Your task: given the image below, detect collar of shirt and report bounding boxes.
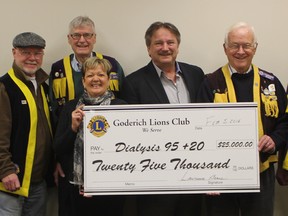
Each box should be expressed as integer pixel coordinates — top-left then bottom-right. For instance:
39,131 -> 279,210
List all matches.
29,76 -> 38,95
153,61 -> 182,77
228,64 -> 252,75
71,53 -> 93,72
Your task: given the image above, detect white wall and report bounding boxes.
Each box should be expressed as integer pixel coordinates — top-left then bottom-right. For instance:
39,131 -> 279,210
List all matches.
0,0 -> 287,87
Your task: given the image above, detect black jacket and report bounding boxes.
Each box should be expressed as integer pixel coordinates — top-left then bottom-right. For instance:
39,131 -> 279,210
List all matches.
121,61 -> 204,104
53,98 -> 127,181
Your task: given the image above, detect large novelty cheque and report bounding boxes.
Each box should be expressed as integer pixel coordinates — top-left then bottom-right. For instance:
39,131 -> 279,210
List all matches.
83,103 -> 259,195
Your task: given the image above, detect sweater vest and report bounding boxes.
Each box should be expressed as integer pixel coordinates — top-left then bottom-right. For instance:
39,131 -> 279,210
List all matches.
207,64 -> 278,172
0,69 -> 50,197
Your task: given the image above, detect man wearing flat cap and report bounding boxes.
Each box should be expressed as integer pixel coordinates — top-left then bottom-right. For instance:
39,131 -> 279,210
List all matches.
0,32 -> 53,216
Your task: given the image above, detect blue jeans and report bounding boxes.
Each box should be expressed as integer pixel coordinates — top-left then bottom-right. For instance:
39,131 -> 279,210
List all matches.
0,181 -> 47,216
0,192 -> 22,216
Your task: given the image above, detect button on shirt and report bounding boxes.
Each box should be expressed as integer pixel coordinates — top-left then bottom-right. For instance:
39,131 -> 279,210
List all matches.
71,54 -> 92,98
71,55 -> 83,72
71,53 -> 94,72
154,62 -> 190,103
71,53 -> 97,98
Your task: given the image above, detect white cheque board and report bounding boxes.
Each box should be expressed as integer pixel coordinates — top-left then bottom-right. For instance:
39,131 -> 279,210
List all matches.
83,103 -> 259,195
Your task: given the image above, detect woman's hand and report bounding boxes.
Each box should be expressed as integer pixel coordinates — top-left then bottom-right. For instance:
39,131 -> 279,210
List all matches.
71,105 -> 85,132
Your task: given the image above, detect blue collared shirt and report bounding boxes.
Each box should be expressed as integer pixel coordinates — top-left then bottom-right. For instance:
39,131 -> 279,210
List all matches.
153,62 -> 190,103
71,53 -> 94,72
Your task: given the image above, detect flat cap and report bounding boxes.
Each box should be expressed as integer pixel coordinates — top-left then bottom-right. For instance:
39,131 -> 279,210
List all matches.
13,32 -> 46,48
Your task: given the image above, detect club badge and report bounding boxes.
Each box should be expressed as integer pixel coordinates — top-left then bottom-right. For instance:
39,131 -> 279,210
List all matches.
87,115 -> 110,137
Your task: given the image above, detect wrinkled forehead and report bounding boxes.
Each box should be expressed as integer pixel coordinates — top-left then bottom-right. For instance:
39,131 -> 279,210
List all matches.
71,24 -> 95,33
228,27 -> 255,43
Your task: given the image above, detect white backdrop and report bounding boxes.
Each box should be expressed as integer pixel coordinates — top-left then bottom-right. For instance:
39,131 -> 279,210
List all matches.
0,0 -> 287,88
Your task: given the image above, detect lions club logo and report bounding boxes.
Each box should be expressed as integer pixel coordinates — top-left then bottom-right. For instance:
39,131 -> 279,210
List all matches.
87,115 -> 110,137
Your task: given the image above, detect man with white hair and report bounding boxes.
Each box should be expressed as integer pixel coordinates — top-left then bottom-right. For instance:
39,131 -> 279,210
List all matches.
197,22 -> 288,216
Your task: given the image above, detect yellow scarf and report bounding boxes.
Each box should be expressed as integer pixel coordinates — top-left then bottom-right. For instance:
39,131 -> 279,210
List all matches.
215,64 -> 277,172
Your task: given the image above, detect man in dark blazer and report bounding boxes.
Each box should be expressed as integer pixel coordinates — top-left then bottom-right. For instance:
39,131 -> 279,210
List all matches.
121,21 -> 205,216
121,61 -> 204,104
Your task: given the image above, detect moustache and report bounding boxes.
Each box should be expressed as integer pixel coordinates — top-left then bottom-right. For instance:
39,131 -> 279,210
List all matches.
158,52 -> 172,56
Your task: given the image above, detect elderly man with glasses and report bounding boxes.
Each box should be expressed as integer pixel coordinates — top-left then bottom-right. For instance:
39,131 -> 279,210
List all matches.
0,32 -> 53,216
197,22 -> 288,216
49,15 -> 126,216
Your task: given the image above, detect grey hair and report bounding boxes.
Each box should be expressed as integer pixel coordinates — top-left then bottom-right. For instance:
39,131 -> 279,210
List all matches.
224,22 -> 257,47
68,16 -> 96,34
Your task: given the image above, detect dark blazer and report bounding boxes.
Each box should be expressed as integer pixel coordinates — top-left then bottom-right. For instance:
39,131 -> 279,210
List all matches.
121,61 -> 204,104
120,61 -> 205,216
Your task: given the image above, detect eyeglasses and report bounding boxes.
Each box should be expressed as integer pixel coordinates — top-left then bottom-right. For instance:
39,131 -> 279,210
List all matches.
226,43 -> 257,51
70,33 -> 95,40
17,49 -> 44,59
